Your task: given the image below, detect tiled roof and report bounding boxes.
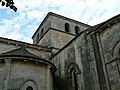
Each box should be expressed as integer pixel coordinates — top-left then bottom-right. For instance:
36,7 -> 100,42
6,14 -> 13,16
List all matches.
0,47 -> 42,59
0,47 -> 56,70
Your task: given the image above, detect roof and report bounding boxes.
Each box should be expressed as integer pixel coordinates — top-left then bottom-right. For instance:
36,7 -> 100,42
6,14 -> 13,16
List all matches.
0,47 -> 56,70
0,47 -> 40,59
86,13 -> 120,35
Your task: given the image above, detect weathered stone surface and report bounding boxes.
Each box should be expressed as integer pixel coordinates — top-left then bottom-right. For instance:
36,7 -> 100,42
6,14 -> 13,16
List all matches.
0,12 -> 120,90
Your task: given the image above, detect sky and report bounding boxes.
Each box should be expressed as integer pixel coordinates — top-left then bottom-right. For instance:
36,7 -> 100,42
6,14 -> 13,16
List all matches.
0,0 -> 120,43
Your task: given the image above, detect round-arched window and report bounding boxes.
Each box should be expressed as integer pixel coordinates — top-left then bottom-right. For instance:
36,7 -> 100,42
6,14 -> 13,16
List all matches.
37,33 -> 39,41
21,80 -> 37,90
26,86 -> 33,90
41,28 -> 44,36
75,26 -> 80,35
65,23 -> 70,32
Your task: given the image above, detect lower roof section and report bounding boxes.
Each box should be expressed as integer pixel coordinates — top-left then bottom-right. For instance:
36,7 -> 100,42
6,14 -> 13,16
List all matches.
0,47 -> 56,71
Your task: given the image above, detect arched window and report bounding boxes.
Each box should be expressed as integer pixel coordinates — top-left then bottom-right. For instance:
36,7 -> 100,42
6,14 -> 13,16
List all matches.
26,86 -> 33,90
109,42 -> 120,89
66,63 -> 81,90
75,26 -> 80,35
113,42 -> 120,59
21,80 -> 37,90
71,69 -> 78,90
37,33 -> 39,41
41,28 -> 44,36
65,23 -> 70,32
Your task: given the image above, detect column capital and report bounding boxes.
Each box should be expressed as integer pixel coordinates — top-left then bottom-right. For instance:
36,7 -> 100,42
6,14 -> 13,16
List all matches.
4,58 -> 12,64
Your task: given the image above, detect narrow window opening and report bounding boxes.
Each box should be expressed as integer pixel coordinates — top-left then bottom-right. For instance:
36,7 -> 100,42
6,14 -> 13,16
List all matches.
69,69 -> 78,90
65,23 -> 70,32
37,33 -> 39,41
75,26 -> 80,35
41,28 -> 44,36
67,63 -> 80,90
71,70 -> 78,90
26,86 -> 33,90
73,71 -> 78,90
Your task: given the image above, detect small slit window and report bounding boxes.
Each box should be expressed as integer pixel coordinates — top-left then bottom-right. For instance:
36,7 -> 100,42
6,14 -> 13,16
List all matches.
65,23 -> 70,32
75,26 -> 80,35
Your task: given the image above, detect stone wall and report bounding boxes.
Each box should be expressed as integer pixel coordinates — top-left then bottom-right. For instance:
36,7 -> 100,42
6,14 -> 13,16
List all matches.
51,20 -> 120,90
51,32 -> 101,90
9,60 -> 46,90
0,58 -> 53,90
38,29 -> 75,54
99,22 -> 120,90
50,15 -> 90,34
33,12 -> 90,48
33,16 -> 51,44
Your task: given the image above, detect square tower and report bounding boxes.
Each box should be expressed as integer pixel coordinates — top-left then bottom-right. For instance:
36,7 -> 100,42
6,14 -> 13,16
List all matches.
32,12 -> 90,54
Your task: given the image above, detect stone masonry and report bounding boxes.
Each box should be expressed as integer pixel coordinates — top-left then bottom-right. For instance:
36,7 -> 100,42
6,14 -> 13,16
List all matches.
0,12 -> 120,90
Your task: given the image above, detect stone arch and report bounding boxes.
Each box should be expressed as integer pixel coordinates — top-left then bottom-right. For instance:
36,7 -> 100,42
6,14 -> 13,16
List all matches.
20,79 -> 38,90
66,63 -> 81,90
75,26 -> 80,35
37,33 -> 39,42
66,62 -> 81,77
107,41 -> 120,90
65,23 -> 70,32
112,41 -> 120,59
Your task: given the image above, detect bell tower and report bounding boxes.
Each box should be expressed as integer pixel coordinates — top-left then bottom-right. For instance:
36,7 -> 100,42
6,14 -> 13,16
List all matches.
32,12 -> 90,54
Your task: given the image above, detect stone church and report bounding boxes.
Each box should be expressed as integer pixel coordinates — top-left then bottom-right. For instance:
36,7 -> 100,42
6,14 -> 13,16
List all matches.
0,12 -> 120,90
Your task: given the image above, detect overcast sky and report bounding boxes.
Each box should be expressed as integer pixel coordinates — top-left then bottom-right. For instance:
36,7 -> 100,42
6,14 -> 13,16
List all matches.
0,0 -> 120,43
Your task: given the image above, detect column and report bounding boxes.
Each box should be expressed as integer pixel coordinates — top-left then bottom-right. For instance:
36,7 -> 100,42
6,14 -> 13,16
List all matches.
46,65 -> 52,90
4,58 -> 12,90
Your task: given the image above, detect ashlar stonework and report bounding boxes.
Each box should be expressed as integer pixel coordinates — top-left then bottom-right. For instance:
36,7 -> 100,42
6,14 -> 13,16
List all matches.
0,12 -> 120,90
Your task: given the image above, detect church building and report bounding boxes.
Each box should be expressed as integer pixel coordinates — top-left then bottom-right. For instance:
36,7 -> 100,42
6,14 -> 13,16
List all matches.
0,12 -> 120,90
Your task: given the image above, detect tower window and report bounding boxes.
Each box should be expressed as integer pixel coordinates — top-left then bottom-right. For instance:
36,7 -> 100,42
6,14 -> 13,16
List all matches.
26,86 -> 33,90
65,23 -> 70,32
41,28 -> 44,36
75,26 -> 80,35
37,33 -> 39,41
